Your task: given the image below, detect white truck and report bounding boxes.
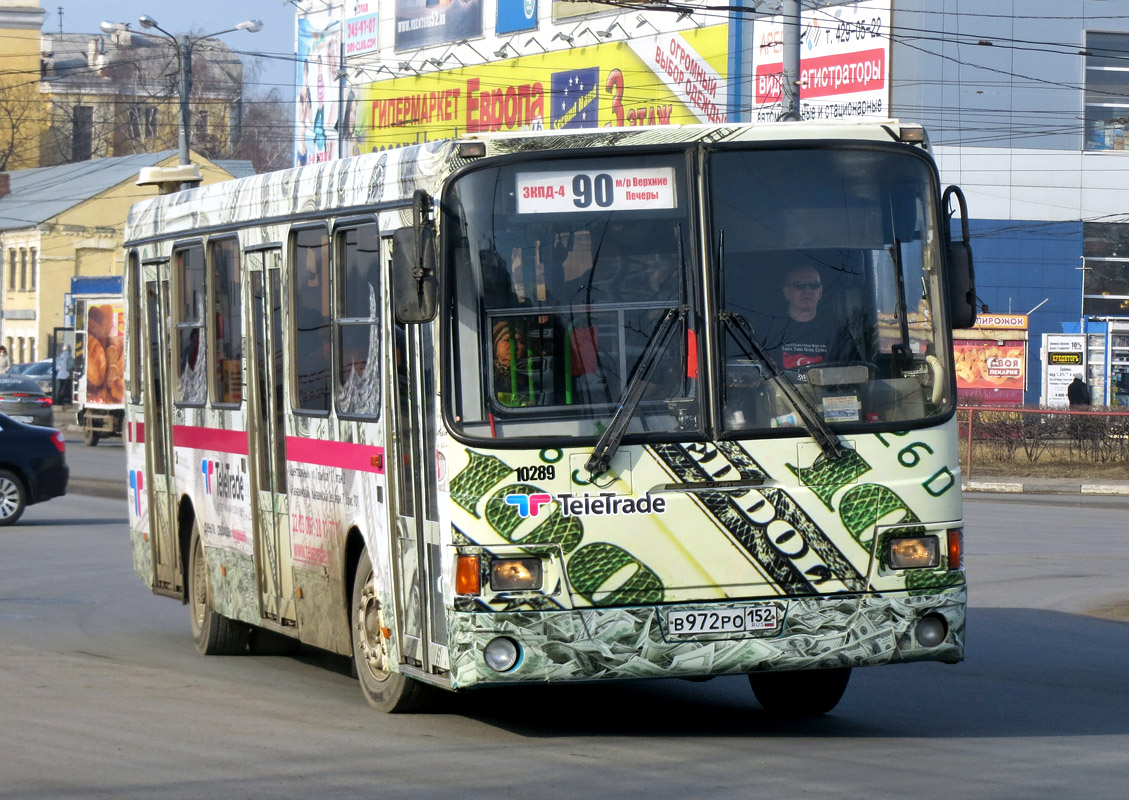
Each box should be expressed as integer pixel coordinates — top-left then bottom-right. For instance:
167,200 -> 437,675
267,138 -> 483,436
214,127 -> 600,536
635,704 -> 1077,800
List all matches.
72,276 -> 124,446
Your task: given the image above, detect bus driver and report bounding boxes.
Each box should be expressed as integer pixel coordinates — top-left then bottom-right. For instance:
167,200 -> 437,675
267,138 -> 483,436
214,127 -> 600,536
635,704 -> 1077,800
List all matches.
766,265 -> 855,371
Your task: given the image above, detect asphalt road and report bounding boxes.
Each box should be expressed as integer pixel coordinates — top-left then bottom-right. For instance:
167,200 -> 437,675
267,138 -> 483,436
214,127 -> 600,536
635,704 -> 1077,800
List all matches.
2,493 -> 1128,799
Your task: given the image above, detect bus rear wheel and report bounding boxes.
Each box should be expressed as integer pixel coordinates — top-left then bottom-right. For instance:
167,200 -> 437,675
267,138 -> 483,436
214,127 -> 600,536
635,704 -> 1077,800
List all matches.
188,522 -> 249,655
748,667 -> 851,716
351,549 -> 435,713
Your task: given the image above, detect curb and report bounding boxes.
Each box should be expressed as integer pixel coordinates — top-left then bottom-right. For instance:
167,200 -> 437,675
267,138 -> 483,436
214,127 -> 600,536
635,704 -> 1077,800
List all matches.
67,478 -> 127,501
963,481 -> 1129,496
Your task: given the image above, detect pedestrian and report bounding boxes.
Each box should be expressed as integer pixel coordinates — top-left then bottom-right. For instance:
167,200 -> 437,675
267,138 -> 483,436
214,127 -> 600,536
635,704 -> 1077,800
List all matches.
55,345 -> 74,404
1067,373 -> 1091,408
0,345 -> 10,374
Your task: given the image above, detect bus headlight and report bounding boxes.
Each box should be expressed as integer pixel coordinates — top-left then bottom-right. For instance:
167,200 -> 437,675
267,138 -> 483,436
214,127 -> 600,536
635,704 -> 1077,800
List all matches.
490,558 -> 543,591
889,536 -> 940,569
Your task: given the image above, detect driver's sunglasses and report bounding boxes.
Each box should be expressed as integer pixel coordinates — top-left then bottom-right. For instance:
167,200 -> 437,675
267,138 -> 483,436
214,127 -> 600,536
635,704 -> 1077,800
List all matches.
785,281 -> 822,290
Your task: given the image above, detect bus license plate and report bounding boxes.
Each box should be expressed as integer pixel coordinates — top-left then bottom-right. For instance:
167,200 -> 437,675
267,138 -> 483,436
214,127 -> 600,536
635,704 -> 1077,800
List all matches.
666,605 -> 778,637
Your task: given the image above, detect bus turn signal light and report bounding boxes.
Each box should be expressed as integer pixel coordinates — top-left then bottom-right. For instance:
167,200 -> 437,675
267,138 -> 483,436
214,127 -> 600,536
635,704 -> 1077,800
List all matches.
456,555 -> 481,596
889,536 -> 939,569
947,528 -> 963,570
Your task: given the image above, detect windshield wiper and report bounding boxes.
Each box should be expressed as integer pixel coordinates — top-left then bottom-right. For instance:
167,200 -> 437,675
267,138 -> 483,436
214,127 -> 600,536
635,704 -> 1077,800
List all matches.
586,305 -> 685,475
719,311 -> 846,462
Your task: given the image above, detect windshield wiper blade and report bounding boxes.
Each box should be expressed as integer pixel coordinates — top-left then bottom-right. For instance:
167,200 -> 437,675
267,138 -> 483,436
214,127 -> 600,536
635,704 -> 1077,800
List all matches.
719,311 -> 846,462
586,305 -> 685,475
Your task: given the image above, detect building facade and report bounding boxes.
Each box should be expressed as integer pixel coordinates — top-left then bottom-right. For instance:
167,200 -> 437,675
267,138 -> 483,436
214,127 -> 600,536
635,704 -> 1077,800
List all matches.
0,0 -> 248,171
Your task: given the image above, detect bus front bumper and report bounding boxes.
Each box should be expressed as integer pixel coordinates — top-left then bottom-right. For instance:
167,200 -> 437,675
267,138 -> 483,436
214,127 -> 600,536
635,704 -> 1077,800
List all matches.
447,586 -> 965,689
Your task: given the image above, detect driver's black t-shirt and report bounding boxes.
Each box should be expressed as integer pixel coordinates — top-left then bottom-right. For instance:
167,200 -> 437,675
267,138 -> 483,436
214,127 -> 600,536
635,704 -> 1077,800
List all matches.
760,315 -> 849,370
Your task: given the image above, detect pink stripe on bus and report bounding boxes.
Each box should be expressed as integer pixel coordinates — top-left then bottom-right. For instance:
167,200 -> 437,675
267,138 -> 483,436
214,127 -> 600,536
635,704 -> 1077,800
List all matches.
129,422 -> 146,444
172,425 -> 250,455
286,436 -> 386,474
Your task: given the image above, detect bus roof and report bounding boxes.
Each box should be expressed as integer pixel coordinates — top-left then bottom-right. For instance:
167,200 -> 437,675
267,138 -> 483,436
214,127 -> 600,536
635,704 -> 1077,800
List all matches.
123,119 -> 927,246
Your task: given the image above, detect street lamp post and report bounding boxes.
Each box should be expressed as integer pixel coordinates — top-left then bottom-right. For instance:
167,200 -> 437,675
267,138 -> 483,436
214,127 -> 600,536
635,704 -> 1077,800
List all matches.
130,15 -> 263,167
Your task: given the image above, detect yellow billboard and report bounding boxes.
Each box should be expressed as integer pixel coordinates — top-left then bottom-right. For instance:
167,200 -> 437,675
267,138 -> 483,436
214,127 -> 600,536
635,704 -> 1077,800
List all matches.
357,26 -> 728,152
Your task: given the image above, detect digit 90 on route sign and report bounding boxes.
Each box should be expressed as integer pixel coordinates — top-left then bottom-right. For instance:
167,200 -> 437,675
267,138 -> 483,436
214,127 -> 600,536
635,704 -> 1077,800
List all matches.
515,167 -> 677,214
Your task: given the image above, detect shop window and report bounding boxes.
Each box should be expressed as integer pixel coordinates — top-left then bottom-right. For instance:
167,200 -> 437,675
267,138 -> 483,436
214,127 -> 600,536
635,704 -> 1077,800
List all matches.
1083,222 -> 1129,315
1085,32 -> 1129,150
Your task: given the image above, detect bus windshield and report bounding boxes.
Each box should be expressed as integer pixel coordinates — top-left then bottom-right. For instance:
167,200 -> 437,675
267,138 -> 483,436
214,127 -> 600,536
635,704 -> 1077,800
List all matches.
445,153 -> 701,441
713,145 -> 952,434
446,143 -> 953,443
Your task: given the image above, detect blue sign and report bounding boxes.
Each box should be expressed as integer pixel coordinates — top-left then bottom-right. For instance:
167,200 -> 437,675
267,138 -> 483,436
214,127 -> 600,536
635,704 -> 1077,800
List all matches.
497,0 -> 537,34
550,67 -> 599,130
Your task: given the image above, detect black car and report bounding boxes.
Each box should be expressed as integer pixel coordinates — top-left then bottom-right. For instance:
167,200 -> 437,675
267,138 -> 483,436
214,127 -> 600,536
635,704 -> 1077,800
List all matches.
17,359 -> 55,395
0,373 -> 54,427
0,413 -> 68,525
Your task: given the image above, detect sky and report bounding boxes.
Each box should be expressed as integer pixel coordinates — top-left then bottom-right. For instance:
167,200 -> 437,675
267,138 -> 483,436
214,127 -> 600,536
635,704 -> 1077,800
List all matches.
53,1 -> 299,99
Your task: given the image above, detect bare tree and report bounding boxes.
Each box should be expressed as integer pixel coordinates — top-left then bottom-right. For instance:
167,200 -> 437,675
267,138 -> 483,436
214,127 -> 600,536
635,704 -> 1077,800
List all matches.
0,77 -> 40,170
232,86 -> 293,173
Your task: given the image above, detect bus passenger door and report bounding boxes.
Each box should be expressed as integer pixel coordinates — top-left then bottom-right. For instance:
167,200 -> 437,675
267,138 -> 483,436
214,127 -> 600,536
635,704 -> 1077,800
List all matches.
143,273 -> 179,596
248,252 -> 296,623
391,319 -> 448,675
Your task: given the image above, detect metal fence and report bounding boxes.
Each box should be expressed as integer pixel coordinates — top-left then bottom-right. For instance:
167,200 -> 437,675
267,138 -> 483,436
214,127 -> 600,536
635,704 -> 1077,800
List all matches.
957,405 -> 1129,479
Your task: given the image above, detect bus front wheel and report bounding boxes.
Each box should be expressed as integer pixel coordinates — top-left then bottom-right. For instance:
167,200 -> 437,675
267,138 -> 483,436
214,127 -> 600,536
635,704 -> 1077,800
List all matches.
351,549 -> 435,713
188,522 -> 249,655
748,667 -> 851,716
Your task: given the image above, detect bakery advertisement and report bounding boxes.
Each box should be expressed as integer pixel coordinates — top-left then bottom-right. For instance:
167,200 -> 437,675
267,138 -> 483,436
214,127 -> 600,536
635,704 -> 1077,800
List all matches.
954,339 -> 1025,404
85,302 -> 125,406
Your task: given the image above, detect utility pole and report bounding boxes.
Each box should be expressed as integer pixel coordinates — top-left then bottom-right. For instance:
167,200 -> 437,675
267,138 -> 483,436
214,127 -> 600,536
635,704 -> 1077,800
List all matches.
338,1 -> 346,158
779,0 -> 802,120
175,35 -> 193,166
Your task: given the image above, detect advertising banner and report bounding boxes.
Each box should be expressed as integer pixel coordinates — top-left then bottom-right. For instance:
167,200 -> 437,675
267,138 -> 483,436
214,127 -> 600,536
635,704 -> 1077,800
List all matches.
358,26 -> 728,152
346,1 -> 379,57
296,9 -> 342,165
954,339 -> 1026,405
750,0 -> 890,121
395,0 -> 483,51
498,0 -> 537,34
1043,333 -> 1087,407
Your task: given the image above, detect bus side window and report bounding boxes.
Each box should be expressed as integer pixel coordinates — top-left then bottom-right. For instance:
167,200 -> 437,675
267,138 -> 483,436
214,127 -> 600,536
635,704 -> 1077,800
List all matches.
174,243 -> 206,405
335,223 -> 381,417
210,237 -> 242,405
292,226 -> 332,413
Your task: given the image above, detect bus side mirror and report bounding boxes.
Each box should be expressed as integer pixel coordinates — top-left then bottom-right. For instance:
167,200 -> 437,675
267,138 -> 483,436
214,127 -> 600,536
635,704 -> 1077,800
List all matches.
943,184 -> 977,329
392,226 -> 437,324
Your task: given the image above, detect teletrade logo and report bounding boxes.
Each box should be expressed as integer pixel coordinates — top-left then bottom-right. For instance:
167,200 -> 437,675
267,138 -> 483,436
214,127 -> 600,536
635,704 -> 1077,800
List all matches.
200,458 -> 246,501
504,492 -> 553,518
128,469 -> 144,516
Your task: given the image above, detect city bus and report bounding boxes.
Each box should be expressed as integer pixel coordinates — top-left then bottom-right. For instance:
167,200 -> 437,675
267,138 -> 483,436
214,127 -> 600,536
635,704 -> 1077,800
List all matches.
122,120 -> 976,715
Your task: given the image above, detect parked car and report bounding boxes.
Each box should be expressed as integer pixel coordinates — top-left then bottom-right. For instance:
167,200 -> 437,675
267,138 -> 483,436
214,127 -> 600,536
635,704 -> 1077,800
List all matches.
0,413 -> 68,525
0,374 -> 54,427
17,359 -> 54,395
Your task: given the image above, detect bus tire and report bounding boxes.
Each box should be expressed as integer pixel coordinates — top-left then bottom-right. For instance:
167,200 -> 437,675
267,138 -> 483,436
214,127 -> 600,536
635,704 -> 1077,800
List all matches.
83,428 -> 100,447
188,522 -> 249,655
748,667 -> 851,716
351,549 -> 435,713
